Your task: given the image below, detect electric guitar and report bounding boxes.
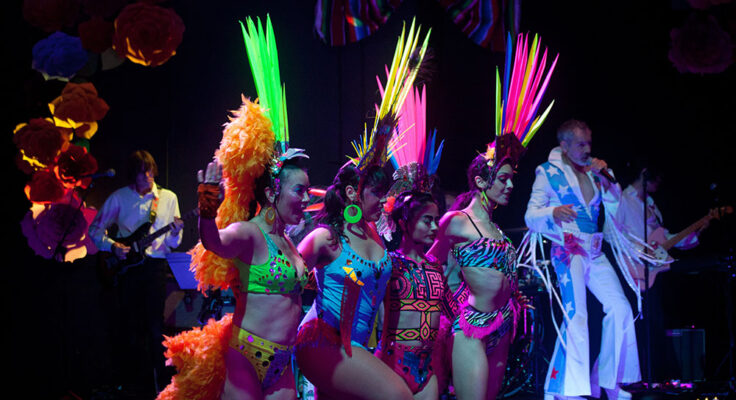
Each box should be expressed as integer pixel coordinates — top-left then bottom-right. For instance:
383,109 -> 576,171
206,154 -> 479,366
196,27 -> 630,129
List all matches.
98,208 -> 199,286
631,205 -> 732,289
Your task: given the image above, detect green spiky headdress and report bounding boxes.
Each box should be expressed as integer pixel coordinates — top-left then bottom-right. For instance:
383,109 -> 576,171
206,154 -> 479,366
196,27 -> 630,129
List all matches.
241,15 -> 307,189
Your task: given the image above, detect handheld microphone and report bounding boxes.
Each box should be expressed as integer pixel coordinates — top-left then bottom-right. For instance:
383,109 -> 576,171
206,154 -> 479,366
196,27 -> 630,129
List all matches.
82,168 -> 116,179
584,159 -> 617,183
598,168 -> 617,183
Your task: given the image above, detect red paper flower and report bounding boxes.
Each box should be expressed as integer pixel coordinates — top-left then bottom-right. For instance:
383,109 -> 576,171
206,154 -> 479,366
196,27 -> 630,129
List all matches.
669,14 -> 734,74
13,119 -> 68,172
56,144 -> 98,188
26,169 -> 66,204
112,2 -> 185,67
78,17 -> 114,53
383,196 -> 397,213
49,82 -> 109,124
23,0 -> 81,32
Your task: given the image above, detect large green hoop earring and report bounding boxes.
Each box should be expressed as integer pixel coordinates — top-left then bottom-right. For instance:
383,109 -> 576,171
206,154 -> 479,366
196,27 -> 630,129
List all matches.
343,204 -> 363,224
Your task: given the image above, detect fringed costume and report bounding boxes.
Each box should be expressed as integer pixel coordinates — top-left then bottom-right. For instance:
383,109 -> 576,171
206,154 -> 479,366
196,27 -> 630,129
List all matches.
297,18 -> 431,359
450,30 -> 558,355
450,219 -> 522,352
158,15 -> 308,399
371,79 -> 456,394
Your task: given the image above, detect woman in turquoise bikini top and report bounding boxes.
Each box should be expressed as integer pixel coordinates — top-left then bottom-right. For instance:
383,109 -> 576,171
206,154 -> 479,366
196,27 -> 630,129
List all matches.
295,163 -> 415,400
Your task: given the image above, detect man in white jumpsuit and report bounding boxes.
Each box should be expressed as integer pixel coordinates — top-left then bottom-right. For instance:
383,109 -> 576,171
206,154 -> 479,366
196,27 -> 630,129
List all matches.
525,120 -> 639,399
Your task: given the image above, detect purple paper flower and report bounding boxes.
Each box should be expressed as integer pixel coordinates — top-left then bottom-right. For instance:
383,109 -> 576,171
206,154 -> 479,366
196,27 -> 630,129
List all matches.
32,31 -> 89,80
669,14 -> 734,74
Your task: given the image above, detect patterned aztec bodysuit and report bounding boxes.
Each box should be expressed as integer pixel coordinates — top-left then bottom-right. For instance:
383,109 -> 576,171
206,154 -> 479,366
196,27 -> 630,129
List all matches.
376,251 -> 456,393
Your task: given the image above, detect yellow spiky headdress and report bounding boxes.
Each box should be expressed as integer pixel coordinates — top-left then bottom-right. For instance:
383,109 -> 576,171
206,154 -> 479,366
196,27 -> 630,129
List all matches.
347,18 -> 431,173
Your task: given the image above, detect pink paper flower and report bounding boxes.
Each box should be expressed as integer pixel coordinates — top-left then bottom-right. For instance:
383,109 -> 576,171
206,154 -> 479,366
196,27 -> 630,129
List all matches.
669,14 -> 734,74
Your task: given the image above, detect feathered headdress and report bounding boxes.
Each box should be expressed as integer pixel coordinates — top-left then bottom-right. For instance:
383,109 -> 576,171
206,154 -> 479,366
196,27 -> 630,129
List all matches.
485,32 -> 558,180
348,18 -> 431,172
190,97 -> 276,292
386,85 -> 444,197
241,15 -> 308,191
189,16 -> 308,292
377,84 -> 444,239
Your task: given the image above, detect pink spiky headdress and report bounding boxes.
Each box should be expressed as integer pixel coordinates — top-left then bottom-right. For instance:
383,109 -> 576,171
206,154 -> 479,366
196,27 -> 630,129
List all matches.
485,32 -> 558,180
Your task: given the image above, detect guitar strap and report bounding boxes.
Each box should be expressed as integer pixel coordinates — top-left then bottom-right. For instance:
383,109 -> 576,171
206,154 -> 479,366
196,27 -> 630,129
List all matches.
148,192 -> 160,226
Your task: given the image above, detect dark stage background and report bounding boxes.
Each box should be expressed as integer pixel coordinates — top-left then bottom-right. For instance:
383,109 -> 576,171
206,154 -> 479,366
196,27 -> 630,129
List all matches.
5,0 -> 735,398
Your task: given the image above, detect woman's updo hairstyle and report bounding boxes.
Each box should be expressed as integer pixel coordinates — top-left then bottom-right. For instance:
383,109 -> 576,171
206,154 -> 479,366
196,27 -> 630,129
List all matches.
251,157 -> 308,217
390,190 -> 436,242
450,153 -> 494,210
316,162 -> 391,242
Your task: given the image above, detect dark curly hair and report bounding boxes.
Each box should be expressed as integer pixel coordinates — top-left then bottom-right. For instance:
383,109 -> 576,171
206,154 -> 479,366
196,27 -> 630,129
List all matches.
316,162 -> 391,243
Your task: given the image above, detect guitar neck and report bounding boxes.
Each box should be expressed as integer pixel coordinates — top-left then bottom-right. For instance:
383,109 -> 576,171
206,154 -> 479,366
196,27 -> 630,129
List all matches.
660,216 -> 708,251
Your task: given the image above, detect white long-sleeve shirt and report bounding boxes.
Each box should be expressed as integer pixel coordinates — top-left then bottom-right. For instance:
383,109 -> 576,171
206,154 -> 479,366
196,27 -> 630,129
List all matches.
88,184 -> 182,258
613,185 -> 698,250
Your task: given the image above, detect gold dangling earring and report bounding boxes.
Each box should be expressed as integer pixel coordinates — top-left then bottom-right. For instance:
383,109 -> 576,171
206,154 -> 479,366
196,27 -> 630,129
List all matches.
264,206 -> 276,225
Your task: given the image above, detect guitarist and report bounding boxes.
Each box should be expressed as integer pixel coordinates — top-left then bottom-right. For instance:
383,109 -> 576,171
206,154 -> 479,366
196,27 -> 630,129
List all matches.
88,150 -> 183,394
615,164 -> 716,383
616,166 -> 711,288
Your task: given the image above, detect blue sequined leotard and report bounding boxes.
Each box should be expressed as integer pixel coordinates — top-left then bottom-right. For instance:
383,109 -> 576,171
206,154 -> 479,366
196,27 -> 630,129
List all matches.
299,236 -> 392,349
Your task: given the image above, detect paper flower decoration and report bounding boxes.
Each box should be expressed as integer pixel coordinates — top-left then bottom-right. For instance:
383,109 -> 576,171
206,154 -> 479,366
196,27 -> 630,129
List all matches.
81,0 -> 128,18
56,144 -> 98,188
687,0 -> 733,9
669,14 -> 733,74
32,31 -> 89,81
78,17 -> 115,53
25,169 -> 65,204
112,2 -> 185,67
48,82 -> 109,139
13,119 -> 68,172
20,200 -> 98,262
23,0 -> 81,32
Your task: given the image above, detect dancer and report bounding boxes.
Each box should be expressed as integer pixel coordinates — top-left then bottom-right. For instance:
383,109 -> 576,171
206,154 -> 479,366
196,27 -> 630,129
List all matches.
158,16 -> 310,400
295,20 -> 430,400
375,86 -> 454,399
525,119 -> 640,400
428,33 -> 557,400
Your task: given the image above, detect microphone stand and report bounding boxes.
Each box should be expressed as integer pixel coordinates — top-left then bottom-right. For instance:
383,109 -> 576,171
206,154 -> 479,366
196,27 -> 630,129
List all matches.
642,174 -> 653,390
